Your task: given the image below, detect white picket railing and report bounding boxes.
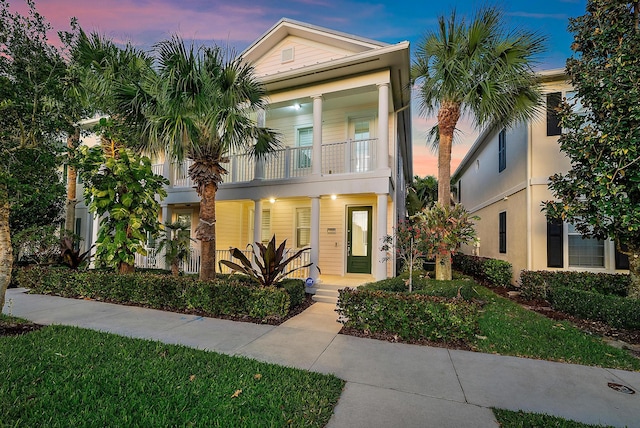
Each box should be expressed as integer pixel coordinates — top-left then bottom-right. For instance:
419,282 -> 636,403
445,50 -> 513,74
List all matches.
168,139 -> 379,187
135,245 -> 310,279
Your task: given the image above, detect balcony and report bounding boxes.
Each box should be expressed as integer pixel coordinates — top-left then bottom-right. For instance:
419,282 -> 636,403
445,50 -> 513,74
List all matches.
155,138 -> 378,188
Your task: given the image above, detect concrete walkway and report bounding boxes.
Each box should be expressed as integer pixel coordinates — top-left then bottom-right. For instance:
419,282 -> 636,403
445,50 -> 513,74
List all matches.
3,287 -> 640,428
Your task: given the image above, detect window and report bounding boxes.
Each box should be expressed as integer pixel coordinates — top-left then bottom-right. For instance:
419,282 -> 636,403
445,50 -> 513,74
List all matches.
498,129 -> 506,172
568,223 -> 604,267
295,207 -> 311,247
546,92 -> 562,136
352,119 -> 372,172
499,212 -> 507,253
457,180 -> 462,203
296,127 -> 313,169
261,210 -> 271,244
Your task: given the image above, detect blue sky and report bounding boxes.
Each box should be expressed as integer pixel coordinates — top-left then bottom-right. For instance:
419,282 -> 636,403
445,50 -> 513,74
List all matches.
13,0 -> 587,175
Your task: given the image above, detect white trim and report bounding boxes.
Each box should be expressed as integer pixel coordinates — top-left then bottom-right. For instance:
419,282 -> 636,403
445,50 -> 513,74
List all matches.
464,181 -> 527,214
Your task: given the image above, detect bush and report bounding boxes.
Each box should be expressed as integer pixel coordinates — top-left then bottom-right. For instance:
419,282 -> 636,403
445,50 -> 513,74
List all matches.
550,287 -> 640,330
279,278 -> 306,308
520,270 -> 630,300
360,274 -> 477,300
337,288 -> 479,342
453,254 -> 513,287
15,267 -> 292,322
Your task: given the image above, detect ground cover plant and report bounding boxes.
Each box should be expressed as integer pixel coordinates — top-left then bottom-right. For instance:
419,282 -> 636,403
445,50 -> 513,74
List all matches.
338,272 -> 640,370
0,325 -> 344,427
16,267 -> 307,324
493,408 -> 614,428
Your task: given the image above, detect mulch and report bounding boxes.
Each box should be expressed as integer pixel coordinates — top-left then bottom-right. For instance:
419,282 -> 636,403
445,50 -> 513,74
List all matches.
0,321 -> 44,337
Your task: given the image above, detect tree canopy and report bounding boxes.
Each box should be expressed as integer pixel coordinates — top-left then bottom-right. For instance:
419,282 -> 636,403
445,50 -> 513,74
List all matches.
544,0 -> 640,296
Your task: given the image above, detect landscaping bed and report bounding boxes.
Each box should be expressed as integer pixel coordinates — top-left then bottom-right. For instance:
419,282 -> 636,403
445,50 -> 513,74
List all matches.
15,267 -> 310,325
0,314 -> 43,337
337,272 -> 640,370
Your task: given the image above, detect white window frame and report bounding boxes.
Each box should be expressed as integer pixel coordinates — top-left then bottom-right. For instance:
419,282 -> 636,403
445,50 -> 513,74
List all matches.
564,222 -> 607,270
295,207 -> 311,248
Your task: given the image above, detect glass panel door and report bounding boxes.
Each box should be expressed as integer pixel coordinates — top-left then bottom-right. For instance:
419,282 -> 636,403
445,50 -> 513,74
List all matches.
347,206 -> 372,274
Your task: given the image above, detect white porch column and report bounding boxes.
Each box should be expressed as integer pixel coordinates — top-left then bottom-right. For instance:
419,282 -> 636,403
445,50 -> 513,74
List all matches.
254,109 -> 266,180
310,196 -> 320,278
377,83 -> 390,170
253,199 -> 262,244
376,193 -> 388,280
161,204 -> 170,269
89,213 -> 100,268
311,95 -> 323,175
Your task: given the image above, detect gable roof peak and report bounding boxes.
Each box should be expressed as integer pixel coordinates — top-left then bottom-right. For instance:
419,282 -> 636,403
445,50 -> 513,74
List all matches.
241,17 -> 388,62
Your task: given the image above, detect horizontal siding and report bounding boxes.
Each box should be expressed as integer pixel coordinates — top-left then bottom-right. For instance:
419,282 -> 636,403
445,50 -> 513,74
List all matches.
254,36 -> 354,77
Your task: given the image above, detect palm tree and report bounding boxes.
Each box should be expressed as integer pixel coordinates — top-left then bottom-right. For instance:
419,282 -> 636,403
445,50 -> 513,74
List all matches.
156,220 -> 194,276
117,37 -> 280,280
412,7 -> 545,280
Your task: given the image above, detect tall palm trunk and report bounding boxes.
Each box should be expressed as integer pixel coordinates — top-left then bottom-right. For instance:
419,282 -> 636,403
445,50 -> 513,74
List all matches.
65,128 -> 80,233
0,183 -> 13,311
435,101 -> 461,280
196,181 -> 217,280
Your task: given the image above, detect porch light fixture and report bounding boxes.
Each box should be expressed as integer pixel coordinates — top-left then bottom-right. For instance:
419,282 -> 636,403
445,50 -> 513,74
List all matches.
293,103 -> 301,110
269,198 -> 276,204
330,194 -> 337,200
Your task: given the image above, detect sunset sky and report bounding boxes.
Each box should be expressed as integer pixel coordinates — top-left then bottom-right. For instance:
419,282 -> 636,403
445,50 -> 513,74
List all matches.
9,0 -> 587,177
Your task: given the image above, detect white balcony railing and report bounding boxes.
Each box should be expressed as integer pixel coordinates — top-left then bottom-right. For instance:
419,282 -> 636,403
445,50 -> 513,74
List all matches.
166,139 -> 378,188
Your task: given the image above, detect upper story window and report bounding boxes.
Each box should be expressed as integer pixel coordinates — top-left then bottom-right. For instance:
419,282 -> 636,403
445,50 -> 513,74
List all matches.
546,92 -> 562,136
498,129 -> 506,173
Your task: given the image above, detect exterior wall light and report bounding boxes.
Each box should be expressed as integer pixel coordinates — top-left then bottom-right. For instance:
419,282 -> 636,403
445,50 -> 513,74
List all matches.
330,194 -> 337,200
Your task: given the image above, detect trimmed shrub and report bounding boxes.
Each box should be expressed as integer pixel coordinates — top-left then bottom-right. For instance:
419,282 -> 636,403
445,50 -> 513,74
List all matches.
550,287 -> 640,330
279,278 -> 306,308
337,288 -> 479,342
15,267 -> 291,322
453,254 -> 513,287
360,274 -> 477,300
520,270 -> 631,300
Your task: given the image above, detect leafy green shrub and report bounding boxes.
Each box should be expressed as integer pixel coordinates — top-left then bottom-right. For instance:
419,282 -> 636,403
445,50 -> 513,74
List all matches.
337,289 -> 479,342
453,254 -> 513,287
550,287 -> 640,330
279,278 -> 306,308
360,274 -> 477,300
520,270 -> 630,300
481,259 -> 512,288
16,267 -> 291,322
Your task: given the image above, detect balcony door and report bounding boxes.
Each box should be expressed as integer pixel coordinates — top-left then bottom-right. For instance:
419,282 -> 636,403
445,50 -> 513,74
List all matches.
296,127 -> 313,170
349,118 -> 373,172
347,206 -> 372,274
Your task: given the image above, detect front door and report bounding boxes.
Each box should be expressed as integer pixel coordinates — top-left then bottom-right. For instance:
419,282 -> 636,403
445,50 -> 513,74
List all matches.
347,206 -> 372,274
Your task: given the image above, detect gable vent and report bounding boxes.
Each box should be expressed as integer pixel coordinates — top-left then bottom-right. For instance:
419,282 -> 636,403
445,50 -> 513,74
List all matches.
281,47 -> 294,63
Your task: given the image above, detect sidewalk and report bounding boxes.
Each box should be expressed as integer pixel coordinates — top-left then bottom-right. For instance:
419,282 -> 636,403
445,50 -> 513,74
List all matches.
3,287 -> 640,428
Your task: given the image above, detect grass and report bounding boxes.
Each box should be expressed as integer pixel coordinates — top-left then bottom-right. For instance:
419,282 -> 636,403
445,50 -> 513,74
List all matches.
0,325 -> 344,427
493,408 -> 614,428
357,273 -> 640,370
471,285 -> 640,370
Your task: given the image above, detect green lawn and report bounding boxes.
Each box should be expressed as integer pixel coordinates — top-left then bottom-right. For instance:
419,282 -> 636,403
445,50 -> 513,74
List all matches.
0,325 -> 344,427
357,275 -> 640,370
471,285 -> 640,370
493,408 -> 614,428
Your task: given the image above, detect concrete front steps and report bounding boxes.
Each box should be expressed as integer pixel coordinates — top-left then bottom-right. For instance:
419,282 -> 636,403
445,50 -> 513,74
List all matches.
309,274 -> 374,304
311,287 -> 340,304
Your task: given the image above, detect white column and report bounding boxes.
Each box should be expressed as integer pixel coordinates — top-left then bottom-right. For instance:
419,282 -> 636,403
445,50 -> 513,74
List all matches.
311,95 -> 323,175
376,193 -> 388,280
310,196 -> 320,278
161,205 -> 170,269
89,213 -> 100,268
377,83 -> 390,170
254,109 -> 266,180
253,199 -> 262,244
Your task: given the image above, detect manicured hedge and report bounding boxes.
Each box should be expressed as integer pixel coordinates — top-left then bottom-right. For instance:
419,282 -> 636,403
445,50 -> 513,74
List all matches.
278,278 -> 306,308
337,288 -> 479,342
360,274 -> 477,300
519,270 -> 630,300
549,287 -> 640,330
453,254 -> 513,287
15,267 -> 298,322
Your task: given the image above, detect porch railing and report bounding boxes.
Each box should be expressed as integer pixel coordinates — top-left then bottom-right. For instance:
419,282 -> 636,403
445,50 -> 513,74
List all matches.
135,246 -> 310,279
165,138 -> 378,187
